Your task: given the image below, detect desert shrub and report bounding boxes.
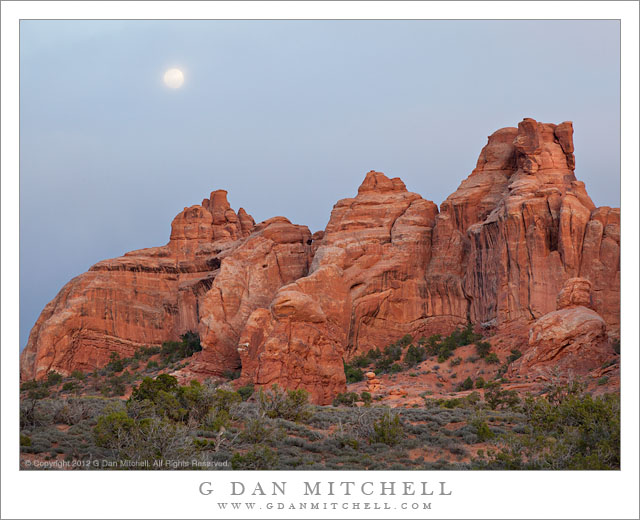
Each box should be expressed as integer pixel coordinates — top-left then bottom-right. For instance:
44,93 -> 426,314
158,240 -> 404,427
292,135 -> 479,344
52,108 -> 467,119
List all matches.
471,416 -> 494,442
159,332 -> 203,364
210,388 -> 242,414
404,344 -> 427,367
46,371 -> 63,387
366,347 -> 382,360
344,362 -> 365,383
146,360 -> 159,370
459,376 -> 474,391
398,334 -> 413,347
486,387 -> 621,470
71,370 -> 86,381
20,380 -> 40,392
93,411 -> 136,448
20,434 -> 32,447
485,352 -> 500,364
94,412 -> 196,464
597,377 -> 609,386
389,363 -> 403,374
258,385 -> 311,422
231,446 -> 277,470
354,409 -> 404,446
222,369 -> 241,380
62,382 -> 77,392
350,354 -> 372,368
333,392 -> 359,407
106,352 -> 124,373
101,375 -> 126,397
21,386 -> 51,428
384,343 -> 403,362
134,346 -> 161,360
475,341 -> 492,358
507,349 -> 522,364
371,410 -> 404,446
360,391 -> 372,405
484,381 -> 520,410
131,374 -> 178,402
450,356 -> 462,367
237,385 -> 254,401
241,415 -> 280,444
52,399 -> 95,425
475,376 -> 486,389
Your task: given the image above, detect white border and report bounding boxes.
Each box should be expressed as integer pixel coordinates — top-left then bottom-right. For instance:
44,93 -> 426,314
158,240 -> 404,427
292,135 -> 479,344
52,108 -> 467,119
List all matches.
2,2 -> 638,519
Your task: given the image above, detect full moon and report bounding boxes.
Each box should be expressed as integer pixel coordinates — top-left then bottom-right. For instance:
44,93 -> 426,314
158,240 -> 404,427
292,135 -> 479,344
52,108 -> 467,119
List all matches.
163,68 -> 184,89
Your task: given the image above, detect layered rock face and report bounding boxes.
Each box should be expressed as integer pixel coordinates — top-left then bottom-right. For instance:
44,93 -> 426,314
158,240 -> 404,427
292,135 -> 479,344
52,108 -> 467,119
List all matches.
237,172 -> 439,402
192,217 -> 313,376
508,278 -> 612,378
437,119 -> 619,331
21,118 -> 620,404
20,191 -> 257,380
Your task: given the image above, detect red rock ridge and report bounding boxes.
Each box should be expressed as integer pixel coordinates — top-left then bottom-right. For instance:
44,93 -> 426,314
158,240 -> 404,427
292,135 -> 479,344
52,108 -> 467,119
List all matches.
20,118 -> 620,405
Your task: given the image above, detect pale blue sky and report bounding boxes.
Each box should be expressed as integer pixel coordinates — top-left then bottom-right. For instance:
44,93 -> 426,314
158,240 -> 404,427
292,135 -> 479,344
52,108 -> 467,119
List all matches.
20,20 -> 620,349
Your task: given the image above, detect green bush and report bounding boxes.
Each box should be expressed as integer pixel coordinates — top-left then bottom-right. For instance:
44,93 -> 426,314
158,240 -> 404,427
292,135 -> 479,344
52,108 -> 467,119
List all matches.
484,381 -> 520,410
350,354 -> 372,368
398,334 -> 413,347
485,352 -> 500,365
231,446 -> 277,470
333,392 -> 359,407
389,363 -> 403,374
366,347 -> 382,360
46,371 -> 63,387
475,341 -> 492,358
71,370 -> 86,381
93,411 -> 136,448
258,385 -> 311,422
20,380 -> 40,392
237,385 -> 254,401
158,332 -> 203,363
475,377 -> 486,389
211,388 -> 242,414
62,382 -> 77,392
106,352 -> 124,373
507,349 -> 522,364
404,345 -> 427,367
146,361 -> 159,370
384,344 -> 403,362
360,391 -> 372,405
241,416 -> 279,444
131,374 -> 178,402
344,362 -> 365,383
371,410 -> 404,446
471,417 -> 494,442
134,346 -> 161,360
222,369 -> 241,380
516,388 -> 620,469
459,377 -> 474,391
20,433 -> 32,447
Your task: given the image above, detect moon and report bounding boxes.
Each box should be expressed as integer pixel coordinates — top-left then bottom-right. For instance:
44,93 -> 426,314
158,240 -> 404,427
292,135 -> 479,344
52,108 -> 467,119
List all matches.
163,68 -> 184,89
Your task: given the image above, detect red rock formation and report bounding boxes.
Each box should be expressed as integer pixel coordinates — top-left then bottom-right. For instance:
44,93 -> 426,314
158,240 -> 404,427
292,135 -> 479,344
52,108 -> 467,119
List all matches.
21,118 -> 620,405
508,278 -> 613,379
20,191 -> 254,380
191,217 -> 313,377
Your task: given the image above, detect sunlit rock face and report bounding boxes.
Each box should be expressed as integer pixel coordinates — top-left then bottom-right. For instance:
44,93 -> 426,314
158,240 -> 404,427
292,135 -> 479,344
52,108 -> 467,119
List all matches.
21,118 -> 620,405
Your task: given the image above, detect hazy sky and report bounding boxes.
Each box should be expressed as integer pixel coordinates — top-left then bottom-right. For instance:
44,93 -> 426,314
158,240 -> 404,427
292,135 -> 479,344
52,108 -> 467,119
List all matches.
19,20 -> 620,350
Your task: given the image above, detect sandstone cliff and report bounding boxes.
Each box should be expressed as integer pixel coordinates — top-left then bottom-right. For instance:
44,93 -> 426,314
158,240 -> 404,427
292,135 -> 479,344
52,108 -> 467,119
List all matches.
21,118 -> 620,404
